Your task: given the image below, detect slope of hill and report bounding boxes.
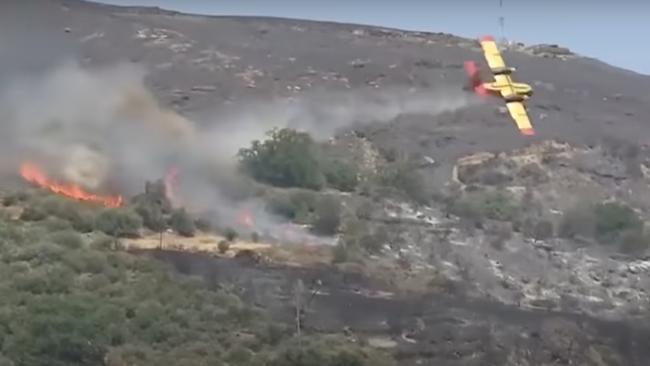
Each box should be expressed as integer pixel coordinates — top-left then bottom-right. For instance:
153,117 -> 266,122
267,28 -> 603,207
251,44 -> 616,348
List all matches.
2,1 -> 650,366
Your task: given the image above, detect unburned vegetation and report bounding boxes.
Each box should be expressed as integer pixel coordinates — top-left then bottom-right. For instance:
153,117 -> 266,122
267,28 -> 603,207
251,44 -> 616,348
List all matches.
0,188 -> 394,366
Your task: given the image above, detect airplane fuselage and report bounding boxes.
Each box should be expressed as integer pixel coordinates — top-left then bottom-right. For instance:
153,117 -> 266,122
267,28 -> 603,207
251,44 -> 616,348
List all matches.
482,74 -> 533,100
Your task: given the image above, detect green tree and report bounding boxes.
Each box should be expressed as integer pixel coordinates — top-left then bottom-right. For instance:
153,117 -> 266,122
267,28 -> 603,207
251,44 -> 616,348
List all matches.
238,128 -> 325,190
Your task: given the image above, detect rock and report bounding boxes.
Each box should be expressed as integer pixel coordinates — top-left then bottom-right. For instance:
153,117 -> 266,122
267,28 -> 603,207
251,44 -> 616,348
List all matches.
367,336 -> 398,349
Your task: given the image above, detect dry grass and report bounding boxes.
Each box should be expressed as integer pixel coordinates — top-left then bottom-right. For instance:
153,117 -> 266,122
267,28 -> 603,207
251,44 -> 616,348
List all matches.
125,230 -> 334,266
124,231 -> 271,255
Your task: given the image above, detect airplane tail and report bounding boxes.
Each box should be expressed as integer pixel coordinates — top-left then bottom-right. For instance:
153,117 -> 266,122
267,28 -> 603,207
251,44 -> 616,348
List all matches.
463,61 -> 489,99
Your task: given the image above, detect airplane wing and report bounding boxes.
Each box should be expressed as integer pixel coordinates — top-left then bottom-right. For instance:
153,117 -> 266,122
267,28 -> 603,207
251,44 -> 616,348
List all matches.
479,35 -> 506,70
505,101 -> 535,136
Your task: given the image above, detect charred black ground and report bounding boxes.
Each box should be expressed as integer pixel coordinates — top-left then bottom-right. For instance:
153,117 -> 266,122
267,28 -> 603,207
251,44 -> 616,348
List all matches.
2,1 -> 650,366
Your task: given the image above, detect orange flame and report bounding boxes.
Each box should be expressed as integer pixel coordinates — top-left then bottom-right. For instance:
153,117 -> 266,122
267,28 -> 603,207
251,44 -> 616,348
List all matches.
19,162 -> 123,208
164,167 -> 180,207
237,210 -> 254,229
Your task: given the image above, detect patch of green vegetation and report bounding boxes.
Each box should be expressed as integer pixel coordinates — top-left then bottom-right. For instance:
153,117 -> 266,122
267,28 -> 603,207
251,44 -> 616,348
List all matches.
0,203 -> 393,366
322,159 -> 359,192
237,128 -> 327,190
377,161 -> 430,205
594,202 -> 643,243
559,201 -> 649,254
94,207 -> 143,238
447,189 -> 518,225
265,189 -> 319,223
238,128 -> 362,193
267,336 -> 395,366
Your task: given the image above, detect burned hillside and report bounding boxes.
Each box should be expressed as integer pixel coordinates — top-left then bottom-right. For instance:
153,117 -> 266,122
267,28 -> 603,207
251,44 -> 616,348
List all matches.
1,0 -> 650,366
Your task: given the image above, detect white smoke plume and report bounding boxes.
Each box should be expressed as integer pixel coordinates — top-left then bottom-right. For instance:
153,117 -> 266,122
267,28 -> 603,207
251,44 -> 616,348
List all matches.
0,60 -> 477,240
195,85 -> 478,160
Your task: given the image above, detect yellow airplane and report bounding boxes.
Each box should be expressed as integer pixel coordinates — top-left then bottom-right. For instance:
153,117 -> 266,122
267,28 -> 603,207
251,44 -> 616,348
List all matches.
464,35 -> 535,136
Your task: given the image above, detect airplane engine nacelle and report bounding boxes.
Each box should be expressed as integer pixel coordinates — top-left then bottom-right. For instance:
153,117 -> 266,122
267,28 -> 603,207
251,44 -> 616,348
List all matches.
504,95 -> 526,103
491,66 -> 517,75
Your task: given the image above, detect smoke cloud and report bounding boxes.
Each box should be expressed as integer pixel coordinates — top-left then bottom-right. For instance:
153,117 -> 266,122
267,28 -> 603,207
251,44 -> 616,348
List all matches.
0,60 -> 476,239
195,85 -> 478,160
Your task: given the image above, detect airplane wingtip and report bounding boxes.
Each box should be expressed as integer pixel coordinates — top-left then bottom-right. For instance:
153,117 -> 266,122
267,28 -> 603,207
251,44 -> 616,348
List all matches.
520,128 -> 535,136
480,35 -> 494,42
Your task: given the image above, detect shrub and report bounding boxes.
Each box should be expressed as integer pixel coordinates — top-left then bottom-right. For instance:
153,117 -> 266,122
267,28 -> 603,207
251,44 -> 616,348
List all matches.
170,208 -> 196,237
378,162 -> 430,204
518,163 -> 549,184
267,337 -> 392,366
135,203 -> 166,232
323,160 -> 359,192
311,196 -> 342,236
559,203 -> 597,239
25,196 -> 95,232
594,202 -> 643,244
218,240 -> 231,254
265,190 -> 318,223
522,218 -> 554,241
20,206 -> 47,221
238,128 -> 325,190
95,208 -> 143,238
448,190 -> 518,224
42,217 -> 74,233
50,230 -> 85,249
479,191 -> 518,221
194,218 -> 213,232
266,193 -> 297,219
485,221 -> 513,249
618,229 -> 650,255
224,227 -> 238,242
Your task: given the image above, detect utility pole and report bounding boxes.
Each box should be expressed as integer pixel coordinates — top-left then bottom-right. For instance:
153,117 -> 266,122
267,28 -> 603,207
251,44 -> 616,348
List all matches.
498,0 -> 506,45
294,279 -> 304,346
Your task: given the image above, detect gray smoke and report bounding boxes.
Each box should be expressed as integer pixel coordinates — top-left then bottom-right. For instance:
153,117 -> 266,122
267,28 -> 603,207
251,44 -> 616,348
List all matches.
0,61 -> 477,238
196,85 -> 478,160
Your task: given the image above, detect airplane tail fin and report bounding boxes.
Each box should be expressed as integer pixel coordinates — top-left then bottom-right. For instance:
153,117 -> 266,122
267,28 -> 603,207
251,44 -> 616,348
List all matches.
463,61 -> 489,99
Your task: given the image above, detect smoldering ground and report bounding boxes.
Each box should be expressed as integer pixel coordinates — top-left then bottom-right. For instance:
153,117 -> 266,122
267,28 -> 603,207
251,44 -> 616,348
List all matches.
0,60 -> 478,237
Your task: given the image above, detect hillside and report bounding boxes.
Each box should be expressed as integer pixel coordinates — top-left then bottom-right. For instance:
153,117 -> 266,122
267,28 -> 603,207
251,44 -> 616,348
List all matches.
2,1 -> 650,366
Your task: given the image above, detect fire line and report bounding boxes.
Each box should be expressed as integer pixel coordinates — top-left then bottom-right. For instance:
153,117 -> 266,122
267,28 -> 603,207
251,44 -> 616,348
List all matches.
19,162 -> 123,208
